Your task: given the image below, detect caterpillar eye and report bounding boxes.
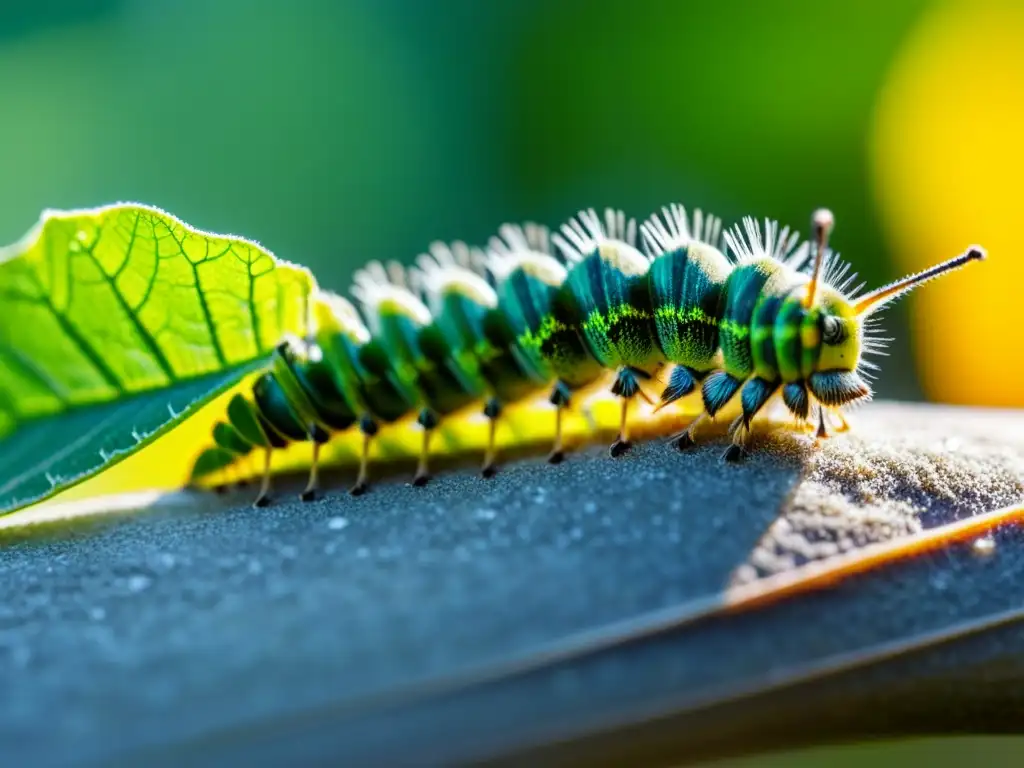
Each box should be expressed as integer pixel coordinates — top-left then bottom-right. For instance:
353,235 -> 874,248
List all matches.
822,315 -> 844,345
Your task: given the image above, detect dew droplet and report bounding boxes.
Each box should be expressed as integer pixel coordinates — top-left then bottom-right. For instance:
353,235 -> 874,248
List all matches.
973,535 -> 996,557
930,571 -> 951,591
156,553 -> 176,569
327,516 -> 349,531
126,574 -> 152,593
475,508 -> 497,522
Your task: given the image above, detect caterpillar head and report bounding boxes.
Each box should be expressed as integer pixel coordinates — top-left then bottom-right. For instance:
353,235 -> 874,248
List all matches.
801,208 -> 985,409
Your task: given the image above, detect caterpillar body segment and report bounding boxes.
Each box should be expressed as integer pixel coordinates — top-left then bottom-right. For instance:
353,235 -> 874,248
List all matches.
412,239 -> 538,475
640,204 -> 731,419
187,203 -> 986,506
353,261 -> 488,487
483,222 -> 602,463
482,222 -> 566,385
313,291 -> 420,496
552,208 -> 663,456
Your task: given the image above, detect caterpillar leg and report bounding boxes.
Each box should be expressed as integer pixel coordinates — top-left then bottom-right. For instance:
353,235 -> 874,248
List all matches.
740,377 -> 778,429
350,415 -> 378,496
782,381 -> 810,422
655,365 -> 699,412
253,447 -> 274,508
815,405 -> 829,442
610,395 -> 632,457
609,367 -> 650,457
413,408 -> 438,487
481,397 -> 502,478
722,416 -> 749,463
300,442 -> 322,502
701,371 -> 744,418
671,411 -> 709,451
548,381 -> 571,464
721,376 -> 780,462
673,366 -> 740,452
832,409 -> 851,433
300,425 -> 330,502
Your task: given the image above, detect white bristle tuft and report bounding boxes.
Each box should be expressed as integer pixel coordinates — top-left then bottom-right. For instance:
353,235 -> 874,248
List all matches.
551,207 -> 639,264
411,240 -> 497,315
724,217 -> 804,265
351,258 -> 433,335
640,203 -> 724,257
484,221 -> 568,285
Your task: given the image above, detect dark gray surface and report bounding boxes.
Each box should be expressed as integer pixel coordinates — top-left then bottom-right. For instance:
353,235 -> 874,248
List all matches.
2,403 -> 1024,767
0,438 -> 799,767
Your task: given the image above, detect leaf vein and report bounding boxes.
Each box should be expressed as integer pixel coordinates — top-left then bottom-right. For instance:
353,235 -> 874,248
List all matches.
0,345 -> 72,406
245,246 -> 262,355
80,214 -> 177,383
161,223 -> 230,368
24,244 -> 124,395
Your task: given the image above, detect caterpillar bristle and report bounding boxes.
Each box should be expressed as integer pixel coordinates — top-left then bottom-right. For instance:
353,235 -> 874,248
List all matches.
525,222 -> 553,254
724,216 -> 804,266
491,222 -> 554,258
823,253 -> 853,292
351,259 -> 433,333
189,201 -> 985,504
385,260 -> 408,289
485,222 -> 566,285
552,208 -> 598,263
552,207 -> 639,264
413,241 -> 498,316
640,203 -> 724,257
429,241 -> 456,267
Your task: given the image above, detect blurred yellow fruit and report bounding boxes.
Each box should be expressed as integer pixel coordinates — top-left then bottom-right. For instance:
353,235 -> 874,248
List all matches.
872,1 -> 1024,407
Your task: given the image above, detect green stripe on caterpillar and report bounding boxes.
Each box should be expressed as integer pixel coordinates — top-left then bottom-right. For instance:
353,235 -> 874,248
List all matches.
189,203 -> 985,507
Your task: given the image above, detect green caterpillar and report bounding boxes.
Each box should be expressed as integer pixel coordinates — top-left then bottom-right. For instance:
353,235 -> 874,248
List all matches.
191,204 -> 985,506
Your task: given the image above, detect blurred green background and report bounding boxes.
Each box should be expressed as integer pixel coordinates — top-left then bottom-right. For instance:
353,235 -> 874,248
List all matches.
0,0 -> 940,401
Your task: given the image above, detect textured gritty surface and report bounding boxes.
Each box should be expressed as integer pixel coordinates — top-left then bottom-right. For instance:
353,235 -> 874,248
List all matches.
1,402 -> 1023,767
737,404 -> 1024,581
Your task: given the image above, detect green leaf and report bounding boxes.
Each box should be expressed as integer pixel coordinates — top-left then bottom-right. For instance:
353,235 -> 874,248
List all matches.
0,203 -> 316,514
